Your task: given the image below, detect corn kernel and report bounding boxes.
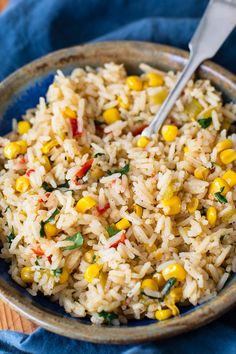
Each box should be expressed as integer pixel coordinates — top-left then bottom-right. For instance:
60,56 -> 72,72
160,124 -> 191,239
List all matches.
221,208 -> 236,223
184,98 -> 203,120
209,177 -> 230,196
144,243 -> 157,253
59,268 -> 69,284
162,196 -> 181,216
194,166 -> 210,180
4,142 -> 21,159
163,184 -> 174,200
149,89 -> 168,105
161,125 -> 178,142
42,140 -> 58,155
146,72 -> 164,87
20,267 -> 34,283
133,204 -> 143,217
44,223 -> 60,238
141,278 -> 158,291
222,170 -> 236,188
216,139 -> 233,153
84,263 -> 101,282
99,272 -> 108,288
154,273 -> 165,287
184,146 -> 189,154
90,167 -> 104,179
155,309 -> 172,321
162,263 -> 186,282
41,155 -> 51,172
103,108 -> 120,125
15,176 -> 30,193
169,287 -> 183,302
126,76 -> 143,91
16,140 -> 27,154
136,136 -> 150,148
187,197 -> 199,213
207,207 -> 217,227
84,250 -> 95,263
115,218 -> 131,230
219,149 -> 236,165
75,196 -> 97,213
18,121 -> 31,135
63,107 -> 77,119
117,95 -> 129,110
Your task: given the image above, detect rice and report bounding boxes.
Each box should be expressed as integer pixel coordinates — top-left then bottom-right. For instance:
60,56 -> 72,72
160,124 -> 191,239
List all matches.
0,62 -> 236,325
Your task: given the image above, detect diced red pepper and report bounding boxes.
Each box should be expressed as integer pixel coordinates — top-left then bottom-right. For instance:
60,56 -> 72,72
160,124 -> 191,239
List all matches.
70,118 -> 82,137
38,192 -> 51,203
32,246 -> 45,256
26,169 -> 35,177
75,159 -> 94,179
110,233 -> 126,249
47,255 -> 52,264
19,157 -> 27,164
132,124 -> 148,137
96,202 -> 110,215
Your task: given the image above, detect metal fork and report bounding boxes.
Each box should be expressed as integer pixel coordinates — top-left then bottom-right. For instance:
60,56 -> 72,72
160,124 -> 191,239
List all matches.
141,0 -> 236,139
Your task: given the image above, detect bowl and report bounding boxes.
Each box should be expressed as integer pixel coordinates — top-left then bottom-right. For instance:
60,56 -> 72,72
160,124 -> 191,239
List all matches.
0,41 -> 235,344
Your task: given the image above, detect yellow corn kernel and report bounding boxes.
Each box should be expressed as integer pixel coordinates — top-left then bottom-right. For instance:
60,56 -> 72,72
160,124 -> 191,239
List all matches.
194,166 -> 210,180
221,208 -> 236,223
99,272 -> 108,288
117,95 -> 129,110
63,106 -> 77,119
163,184 -> 174,200
144,243 -> 157,254
141,278 -> 158,291
126,76 -> 143,91
169,287 -> 183,302
15,176 -> 30,193
41,155 -> 51,172
84,264 -> 101,282
90,167 -> 104,179
222,170 -> 236,188
133,204 -> 143,217
161,125 -> 178,142
146,72 -> 164,87
42,140 -> 58,155
59,268 -> 69,284
20,267 -> 34,283
155,309 -> 172,321
75,196 -> 97,213
219,149 -> 236,165
115,218 -> 131,230
136,136 -> 150,148
103,108 -> 120,125
162,263 -> 186,282
187,197 -> 199,213
184,98 -> 203,120
216,139 -> 233,153
18,121 -> 31,135
149,89 -> 168,105
16,140 -> 27,154
84,250 -> 95,263
209,177 -> 230,196
207,207 -> 217,227
162,196 -> 181,216
154,273 -> 165,287
44,223 -> 60,238
4,142 -> 21,159
184,146 -> 189,154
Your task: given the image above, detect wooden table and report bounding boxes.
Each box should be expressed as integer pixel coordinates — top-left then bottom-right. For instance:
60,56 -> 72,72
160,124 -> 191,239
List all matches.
0,0 -> 37,334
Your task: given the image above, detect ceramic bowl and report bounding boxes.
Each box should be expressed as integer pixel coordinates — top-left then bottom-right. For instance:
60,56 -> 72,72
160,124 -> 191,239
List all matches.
0,41 -> 235,344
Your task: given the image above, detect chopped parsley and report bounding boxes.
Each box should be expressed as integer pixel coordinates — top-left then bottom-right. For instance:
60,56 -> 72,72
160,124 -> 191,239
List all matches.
35,256 -> 42,266
98,311 -> 118,324
6,227 -> 15,245
214,187 -> 227,204
40,208 -> 60,238
161,277 -> 177,298
106,225 -> 119,237
42,180 -> 70,192
64,232 -> 84,250
53,268 -> 63,277
94,153 -> 105,158
108,163 -> 130,176
198,117 -> 212,129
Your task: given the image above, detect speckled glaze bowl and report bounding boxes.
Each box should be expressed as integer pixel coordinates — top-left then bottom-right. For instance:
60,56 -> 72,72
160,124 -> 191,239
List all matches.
0,41 -> 235,344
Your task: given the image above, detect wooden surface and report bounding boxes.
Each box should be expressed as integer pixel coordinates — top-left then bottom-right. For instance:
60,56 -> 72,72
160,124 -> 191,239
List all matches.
0,0 -> 37,334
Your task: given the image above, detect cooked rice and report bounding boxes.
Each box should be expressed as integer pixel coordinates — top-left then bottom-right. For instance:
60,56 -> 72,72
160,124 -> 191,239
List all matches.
0,62 -> 236,325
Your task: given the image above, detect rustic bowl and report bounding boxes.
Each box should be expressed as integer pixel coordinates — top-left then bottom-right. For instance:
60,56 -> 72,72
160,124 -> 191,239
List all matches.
0,41 -> 235,344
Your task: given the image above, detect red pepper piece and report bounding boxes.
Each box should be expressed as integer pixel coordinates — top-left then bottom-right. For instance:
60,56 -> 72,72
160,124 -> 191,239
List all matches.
110,233 -> 126,249
26,169 -> 35,177
32,246 -> 45,256
132,124 -> 148,137
47,255 -> 52,264
75,159 -> 94,179
70,118 -> 82,137
96,202 -> 110,215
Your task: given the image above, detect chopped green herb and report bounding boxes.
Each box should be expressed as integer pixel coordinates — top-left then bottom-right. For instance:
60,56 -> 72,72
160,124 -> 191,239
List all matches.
214,187 -> 227,204
4,206 -> 10,213
161,277 -> 177,297
40,208 -> 60,238
53,268 -> 63,277
6,227 -> 15,245
42,180 -> 70,192
92,255 -> 97,263
198,117 -> 212,129
94,153 -> 105,158
64,232 -> 84,250
106,225 -> 119,237
35,256 -> 42,266
98,310 -> 118,324
108,163 -> 130,176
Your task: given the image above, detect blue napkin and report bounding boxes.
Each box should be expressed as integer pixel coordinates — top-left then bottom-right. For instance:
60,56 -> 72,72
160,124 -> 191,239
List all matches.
0,0 -> 236,353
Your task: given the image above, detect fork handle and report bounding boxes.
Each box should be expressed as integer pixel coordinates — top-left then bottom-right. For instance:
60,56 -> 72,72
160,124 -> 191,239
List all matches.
142,0 -> 236,138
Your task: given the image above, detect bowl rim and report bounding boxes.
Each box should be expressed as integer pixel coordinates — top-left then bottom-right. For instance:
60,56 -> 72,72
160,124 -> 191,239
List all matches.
0,40 -> 236,344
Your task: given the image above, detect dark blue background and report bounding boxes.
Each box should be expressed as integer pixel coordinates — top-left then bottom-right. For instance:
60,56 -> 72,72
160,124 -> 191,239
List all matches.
0,0 -> 236,353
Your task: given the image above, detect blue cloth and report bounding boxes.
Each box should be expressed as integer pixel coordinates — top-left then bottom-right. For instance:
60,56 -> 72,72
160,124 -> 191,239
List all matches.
0,0 -> 236,353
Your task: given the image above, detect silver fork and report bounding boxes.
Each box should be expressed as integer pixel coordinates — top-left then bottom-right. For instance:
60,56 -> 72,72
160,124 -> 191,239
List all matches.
141,0 -> 236,139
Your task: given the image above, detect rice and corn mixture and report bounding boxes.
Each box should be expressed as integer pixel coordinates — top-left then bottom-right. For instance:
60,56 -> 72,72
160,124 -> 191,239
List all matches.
0,62 -> 236,325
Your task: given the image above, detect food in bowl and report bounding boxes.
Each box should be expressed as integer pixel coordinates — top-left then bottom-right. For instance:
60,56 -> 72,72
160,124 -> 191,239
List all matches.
0,62 -> 236,325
